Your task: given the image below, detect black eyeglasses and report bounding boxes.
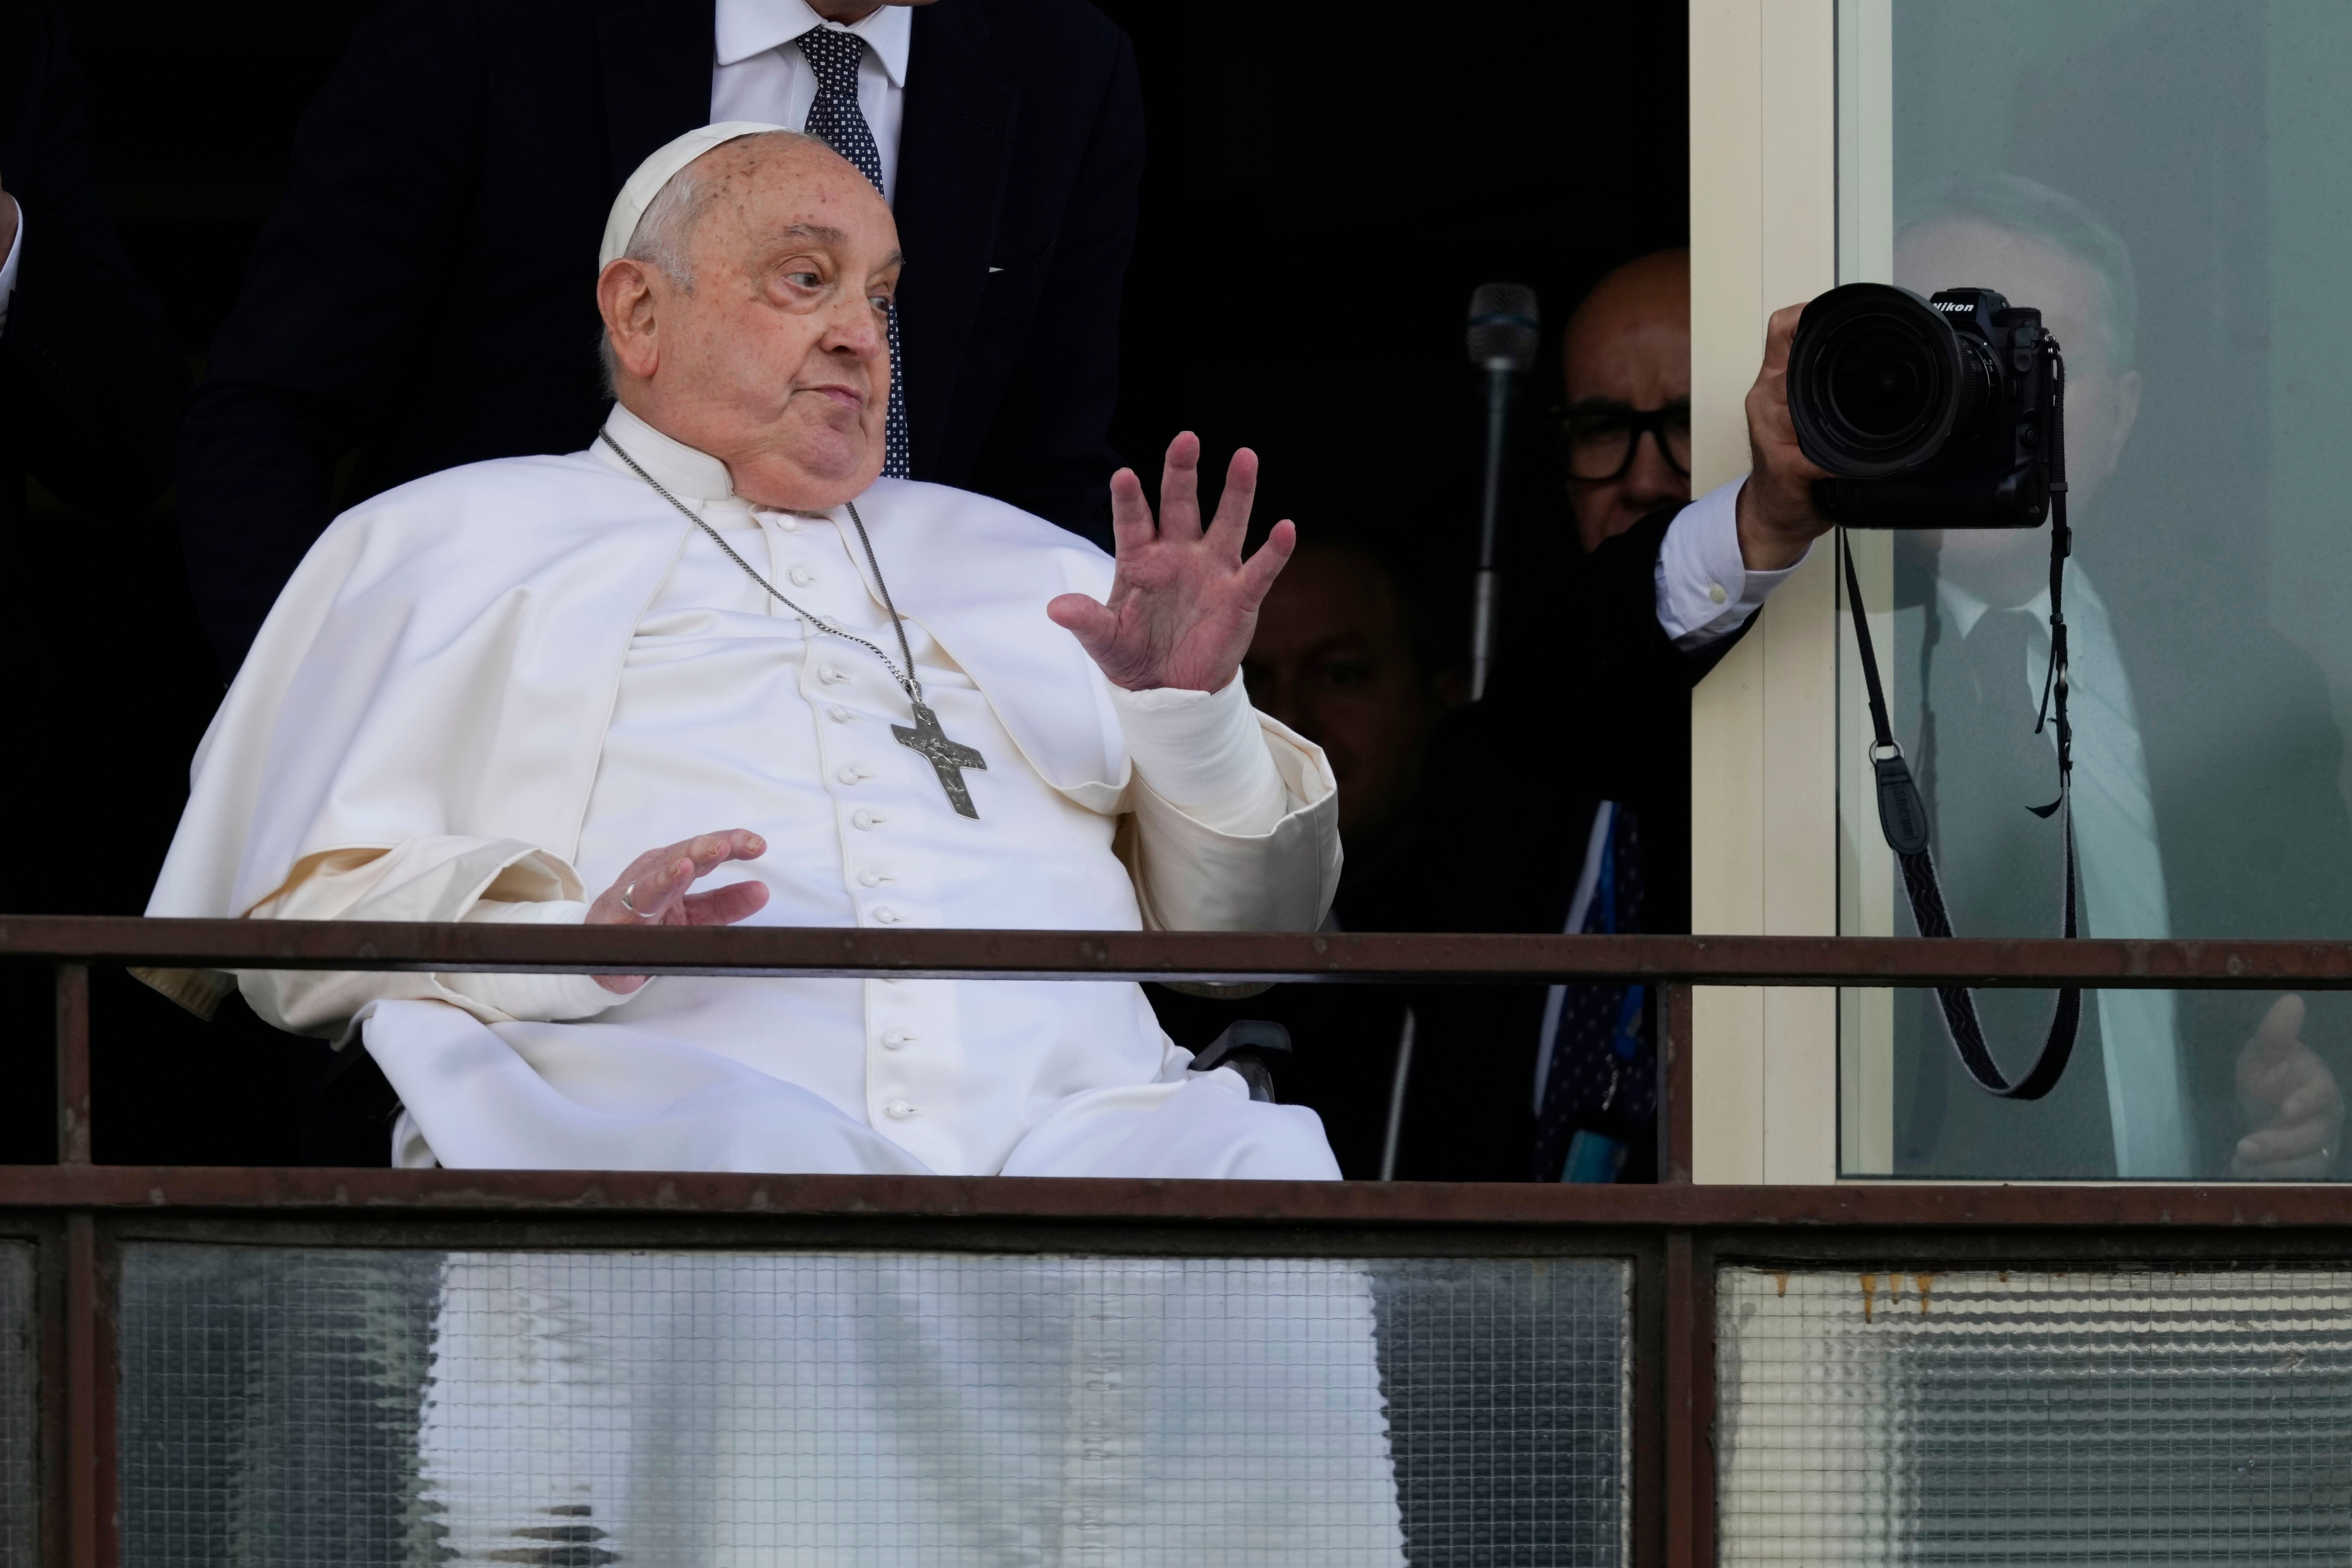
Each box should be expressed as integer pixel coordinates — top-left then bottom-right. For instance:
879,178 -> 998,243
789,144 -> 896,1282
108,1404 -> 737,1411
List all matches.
1557,401 -> 1693,481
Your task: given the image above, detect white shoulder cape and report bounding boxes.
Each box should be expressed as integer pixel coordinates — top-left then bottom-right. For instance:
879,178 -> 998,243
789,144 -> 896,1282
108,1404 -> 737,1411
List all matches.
148,455 -> 1127,925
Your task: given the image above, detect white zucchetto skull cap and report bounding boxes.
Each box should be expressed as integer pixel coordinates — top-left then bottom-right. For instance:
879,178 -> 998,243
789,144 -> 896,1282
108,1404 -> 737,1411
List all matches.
598,121 -> 793,270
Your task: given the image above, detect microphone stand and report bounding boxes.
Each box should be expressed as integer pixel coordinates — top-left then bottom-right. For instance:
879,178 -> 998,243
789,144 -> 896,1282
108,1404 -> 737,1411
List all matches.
1470,365 -> 1511,702
1464,282 -> 1538,702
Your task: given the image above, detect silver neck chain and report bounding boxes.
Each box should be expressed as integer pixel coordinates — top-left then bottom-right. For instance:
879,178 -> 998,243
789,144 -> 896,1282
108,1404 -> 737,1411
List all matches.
601,430 -> 925,705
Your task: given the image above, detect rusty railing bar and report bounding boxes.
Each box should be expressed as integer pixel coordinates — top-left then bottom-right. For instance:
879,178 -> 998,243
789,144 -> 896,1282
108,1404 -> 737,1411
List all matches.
9,915 -> 2352,988
62,1213 -> 100,1568
9,1166 -> 2352,1228
1660,982 -> 1693,1184
54,964 -> 89,1168
1687,1234 -> 1721,1568
1663,1230 -> 1698,1568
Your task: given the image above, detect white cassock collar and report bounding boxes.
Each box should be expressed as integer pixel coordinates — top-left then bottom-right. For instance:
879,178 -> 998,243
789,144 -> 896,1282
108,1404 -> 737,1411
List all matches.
713,0 -> 913,87
597,402 -> 741,508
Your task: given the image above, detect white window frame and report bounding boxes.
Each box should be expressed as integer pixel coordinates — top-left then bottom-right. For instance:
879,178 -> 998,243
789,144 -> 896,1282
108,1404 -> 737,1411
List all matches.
1685,0 -> 1893,1182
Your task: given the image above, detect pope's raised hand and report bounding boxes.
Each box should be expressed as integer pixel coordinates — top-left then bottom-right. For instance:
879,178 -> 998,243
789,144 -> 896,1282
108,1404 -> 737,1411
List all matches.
1047,432 -> 1296,693
588,829 -> 771,995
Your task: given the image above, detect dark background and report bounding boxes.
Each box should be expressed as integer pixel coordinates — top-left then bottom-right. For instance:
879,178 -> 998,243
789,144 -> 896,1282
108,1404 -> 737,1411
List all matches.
5,0 -> 1687,1165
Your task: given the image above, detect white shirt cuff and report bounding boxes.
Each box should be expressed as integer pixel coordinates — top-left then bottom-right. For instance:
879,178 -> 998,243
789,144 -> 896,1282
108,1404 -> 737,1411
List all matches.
440,897 -> 626,1022
0,200 -> 22,335
1653,476 -> 1813,651
1109,676 -> 1290,836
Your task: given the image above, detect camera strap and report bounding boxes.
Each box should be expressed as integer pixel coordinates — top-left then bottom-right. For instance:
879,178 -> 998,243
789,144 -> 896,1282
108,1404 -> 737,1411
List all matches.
1834,336 -> 2079,1100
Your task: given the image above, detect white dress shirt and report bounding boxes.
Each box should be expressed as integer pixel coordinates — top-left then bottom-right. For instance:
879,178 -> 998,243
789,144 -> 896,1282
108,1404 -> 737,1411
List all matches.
1657,476 -> 1811,651
710,0 -> 911,203
0,201 -> 22,335
1917,566 -> 2190,1177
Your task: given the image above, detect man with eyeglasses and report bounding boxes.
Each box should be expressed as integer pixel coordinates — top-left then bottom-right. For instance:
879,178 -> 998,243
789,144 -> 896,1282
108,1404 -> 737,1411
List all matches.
1368,249 -> 1824,1183
1558,249 -> 1693,552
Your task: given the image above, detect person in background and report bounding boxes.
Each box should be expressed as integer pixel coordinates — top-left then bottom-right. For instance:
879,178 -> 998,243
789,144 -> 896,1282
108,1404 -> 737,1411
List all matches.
1161,249 -> 1801,1183
1558,248 -> 1692,554
1147,533 -> 1464,1177
1375,249 -> 1706,1184
1888,176 -> 2345,1180
176,0 -> 1142,680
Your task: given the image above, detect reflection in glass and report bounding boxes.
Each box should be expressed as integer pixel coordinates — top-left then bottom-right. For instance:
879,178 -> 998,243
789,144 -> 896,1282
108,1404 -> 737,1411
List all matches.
1845,2 -> 2352,1180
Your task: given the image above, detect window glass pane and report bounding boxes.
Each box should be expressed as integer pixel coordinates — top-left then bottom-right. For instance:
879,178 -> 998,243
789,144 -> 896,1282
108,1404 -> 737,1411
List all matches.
1840,2 -> 2352,1179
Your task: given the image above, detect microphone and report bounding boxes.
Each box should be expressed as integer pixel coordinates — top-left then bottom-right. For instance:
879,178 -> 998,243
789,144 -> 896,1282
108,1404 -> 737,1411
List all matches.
1466,282 -> 1539,701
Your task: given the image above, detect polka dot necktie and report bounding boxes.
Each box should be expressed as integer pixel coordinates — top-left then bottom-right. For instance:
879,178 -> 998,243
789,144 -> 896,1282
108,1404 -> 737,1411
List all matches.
1532,806 -> 1654,1182
795,25 -> 910,479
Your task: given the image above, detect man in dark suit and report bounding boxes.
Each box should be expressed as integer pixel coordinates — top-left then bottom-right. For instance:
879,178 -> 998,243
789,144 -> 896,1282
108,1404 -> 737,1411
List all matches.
176,0 -> 1141,676
1365,252 -> 1707,1184
1155,285 -> 1818,1183
1888,177 -> 2347,1181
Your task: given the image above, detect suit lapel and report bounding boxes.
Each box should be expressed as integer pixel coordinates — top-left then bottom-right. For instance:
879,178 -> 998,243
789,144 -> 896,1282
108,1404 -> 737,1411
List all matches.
597,0 -> 718,193
896,1 -> 1020,475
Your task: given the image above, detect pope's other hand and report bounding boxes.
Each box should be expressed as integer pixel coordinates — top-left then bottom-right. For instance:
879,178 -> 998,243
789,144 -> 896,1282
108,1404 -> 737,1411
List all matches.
588,829 -> 770,995
1047,431 -> 1295,693
2232,993 -> 2345,1179
1735,302 -> 1835,571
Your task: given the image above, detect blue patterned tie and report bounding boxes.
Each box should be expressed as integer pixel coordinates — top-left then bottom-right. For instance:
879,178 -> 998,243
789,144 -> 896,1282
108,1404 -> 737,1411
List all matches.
795,26 -> 910,479
1533,806 -> 1654,1182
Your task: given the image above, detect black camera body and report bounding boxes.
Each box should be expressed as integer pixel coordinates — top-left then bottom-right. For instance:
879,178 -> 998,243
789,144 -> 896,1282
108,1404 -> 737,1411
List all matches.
1788,282 -> 2059,529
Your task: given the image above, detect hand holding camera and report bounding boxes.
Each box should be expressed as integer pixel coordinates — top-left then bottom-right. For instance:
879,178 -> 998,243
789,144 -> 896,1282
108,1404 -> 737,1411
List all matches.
1736,303 -> 1839,571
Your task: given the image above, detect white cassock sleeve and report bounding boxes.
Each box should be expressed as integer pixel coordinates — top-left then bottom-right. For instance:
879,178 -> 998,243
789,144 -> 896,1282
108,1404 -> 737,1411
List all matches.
1107,678 -> 1339,933
234,836 -> 623,1040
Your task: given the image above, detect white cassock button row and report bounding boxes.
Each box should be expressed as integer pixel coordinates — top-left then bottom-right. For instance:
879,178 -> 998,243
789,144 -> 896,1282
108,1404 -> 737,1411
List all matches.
788,565 -> 815,587
773,514 -> 801,533
820,663 -> 848,684
838,764 -> 868,784
827,705 -> 853,723
1707,582 -> 1728,605
885,1099 -> 917,1119
881,1029 -> 916,1049
873,906 -> 903,924
852,809 -> 885,831
858,871 -> 893,887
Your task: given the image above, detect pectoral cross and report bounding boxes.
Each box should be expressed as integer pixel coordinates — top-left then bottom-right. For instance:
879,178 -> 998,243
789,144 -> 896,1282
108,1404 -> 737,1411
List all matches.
894,700 -> 988,819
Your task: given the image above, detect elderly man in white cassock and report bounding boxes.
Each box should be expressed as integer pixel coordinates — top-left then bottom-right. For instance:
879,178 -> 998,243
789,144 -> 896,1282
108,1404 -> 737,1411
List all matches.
149,121 -> 1344,1182
146,122 -> 1416,1559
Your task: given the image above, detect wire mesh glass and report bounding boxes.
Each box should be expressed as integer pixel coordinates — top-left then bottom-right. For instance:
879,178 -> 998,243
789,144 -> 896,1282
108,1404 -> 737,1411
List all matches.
0,1242 -> 33,1567
1717,1263 -> 2352,1565
118,1245 -> 1629,1567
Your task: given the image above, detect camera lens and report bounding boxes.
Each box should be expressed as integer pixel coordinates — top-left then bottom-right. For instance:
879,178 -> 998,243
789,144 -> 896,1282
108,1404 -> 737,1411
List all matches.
1788,283 -> 1962,478
1829,327 -> 1929,437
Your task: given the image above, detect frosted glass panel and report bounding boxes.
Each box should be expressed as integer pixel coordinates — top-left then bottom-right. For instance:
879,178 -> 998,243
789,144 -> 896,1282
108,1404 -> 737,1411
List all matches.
1718,1263 -> 2352,1563
1839,1 -> 2352,1179
117,1244 -> 1629,1567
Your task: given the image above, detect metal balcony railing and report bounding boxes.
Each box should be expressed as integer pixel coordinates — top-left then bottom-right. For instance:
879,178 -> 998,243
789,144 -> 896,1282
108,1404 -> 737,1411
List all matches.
10,915 -> 2352,1568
